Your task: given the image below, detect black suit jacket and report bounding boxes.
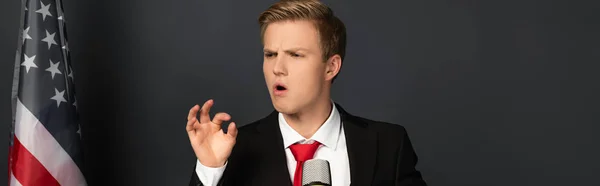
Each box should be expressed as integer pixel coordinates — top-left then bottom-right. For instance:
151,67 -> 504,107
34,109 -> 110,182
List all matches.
189,103 -> 427,186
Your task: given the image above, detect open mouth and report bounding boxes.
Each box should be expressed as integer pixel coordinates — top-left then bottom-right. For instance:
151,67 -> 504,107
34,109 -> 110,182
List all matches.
275,85 -> 287,91
273,83 -> 287,96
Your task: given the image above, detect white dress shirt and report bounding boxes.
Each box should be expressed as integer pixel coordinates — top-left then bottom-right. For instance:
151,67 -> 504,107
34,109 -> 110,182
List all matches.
195,103 -> 351,186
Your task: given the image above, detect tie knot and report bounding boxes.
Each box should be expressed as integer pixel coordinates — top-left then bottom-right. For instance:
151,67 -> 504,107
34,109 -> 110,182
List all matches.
289,141 -> 321,162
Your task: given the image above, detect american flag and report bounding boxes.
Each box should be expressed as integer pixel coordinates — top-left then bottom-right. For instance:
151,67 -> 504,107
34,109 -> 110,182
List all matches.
9,0 -> 87,185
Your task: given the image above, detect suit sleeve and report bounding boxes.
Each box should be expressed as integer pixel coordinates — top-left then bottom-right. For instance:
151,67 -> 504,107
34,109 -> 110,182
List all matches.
189,164 -> 202,186
395,128 -> 428,186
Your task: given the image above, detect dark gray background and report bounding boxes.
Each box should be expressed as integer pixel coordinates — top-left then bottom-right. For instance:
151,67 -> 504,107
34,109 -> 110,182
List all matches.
1,0 -> 599,185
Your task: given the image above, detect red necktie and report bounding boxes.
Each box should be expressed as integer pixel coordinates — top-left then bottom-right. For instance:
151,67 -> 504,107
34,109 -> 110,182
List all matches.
289,141 -> 321,186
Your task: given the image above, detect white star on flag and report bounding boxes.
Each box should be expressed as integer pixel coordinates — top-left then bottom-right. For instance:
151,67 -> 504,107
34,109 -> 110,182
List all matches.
50,88 -> 67,108
35,1 -> 53,21
67,66 -> 74,80
23,27 -> 32,43
73,96 -> 78,109
41,30 -> 58,49
76,123 -> 82,138
46,60 -> 62,79
62,43 -> 69,52
21,54 -> 38,73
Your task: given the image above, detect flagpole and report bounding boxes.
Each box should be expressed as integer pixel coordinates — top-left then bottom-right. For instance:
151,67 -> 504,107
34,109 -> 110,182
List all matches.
9,0 -> 28,179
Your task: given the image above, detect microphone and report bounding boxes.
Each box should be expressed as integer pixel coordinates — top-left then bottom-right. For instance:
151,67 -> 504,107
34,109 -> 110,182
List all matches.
302,159 -> 331,186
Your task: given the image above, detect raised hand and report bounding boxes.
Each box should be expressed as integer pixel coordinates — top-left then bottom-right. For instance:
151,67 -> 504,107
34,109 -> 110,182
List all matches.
187,99 -> 238,167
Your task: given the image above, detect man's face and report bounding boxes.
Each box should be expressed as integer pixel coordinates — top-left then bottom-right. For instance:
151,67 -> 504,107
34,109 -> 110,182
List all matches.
262,20 -> 328,114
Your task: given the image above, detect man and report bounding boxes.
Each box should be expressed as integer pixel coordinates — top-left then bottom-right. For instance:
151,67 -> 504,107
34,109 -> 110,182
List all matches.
186,0 -> 427,185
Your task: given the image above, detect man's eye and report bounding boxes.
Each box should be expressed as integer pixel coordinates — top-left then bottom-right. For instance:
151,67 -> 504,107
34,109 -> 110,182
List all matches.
264,53 -> 276,58
290,53 -> 301,58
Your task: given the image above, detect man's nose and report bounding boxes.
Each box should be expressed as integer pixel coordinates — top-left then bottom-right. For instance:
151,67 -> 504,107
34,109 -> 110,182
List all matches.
272,56 -> 287,76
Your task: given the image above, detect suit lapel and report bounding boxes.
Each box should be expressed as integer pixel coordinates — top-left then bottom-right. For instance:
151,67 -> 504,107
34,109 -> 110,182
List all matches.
257,111 -> 293,186
337,104 -> 377,186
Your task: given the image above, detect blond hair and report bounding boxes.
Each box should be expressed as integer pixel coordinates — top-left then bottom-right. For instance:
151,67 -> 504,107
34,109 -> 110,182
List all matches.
258,0 -> 347,63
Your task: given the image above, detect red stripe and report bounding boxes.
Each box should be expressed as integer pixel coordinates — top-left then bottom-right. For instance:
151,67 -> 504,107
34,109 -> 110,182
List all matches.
10,136 -> 60,186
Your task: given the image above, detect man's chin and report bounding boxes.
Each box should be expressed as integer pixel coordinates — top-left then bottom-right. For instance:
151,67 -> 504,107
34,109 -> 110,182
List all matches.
271,100 -> 295,114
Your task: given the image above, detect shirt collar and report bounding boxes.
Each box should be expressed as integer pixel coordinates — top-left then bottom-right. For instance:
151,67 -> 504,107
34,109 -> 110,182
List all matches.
278,101 -> 342,150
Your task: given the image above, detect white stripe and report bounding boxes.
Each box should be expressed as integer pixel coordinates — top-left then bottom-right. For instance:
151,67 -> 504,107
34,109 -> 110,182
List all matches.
15,99 -> 86,186
10,172 -> 23,186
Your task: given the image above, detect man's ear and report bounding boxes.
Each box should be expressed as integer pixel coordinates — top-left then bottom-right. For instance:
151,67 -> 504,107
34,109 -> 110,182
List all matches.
325,54 -> 342,81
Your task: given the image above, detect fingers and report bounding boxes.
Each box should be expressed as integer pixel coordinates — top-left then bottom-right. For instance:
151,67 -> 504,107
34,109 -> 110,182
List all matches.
227,122 -> 238,138
211,112 -> 231,125
199,99 -> 214,123
187,105 -> 200,135
186,117 -> 197,134
187,104 -> 200,120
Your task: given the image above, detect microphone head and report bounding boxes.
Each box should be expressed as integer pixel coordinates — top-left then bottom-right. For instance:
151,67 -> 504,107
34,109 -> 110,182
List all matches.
302,159 -> 331,186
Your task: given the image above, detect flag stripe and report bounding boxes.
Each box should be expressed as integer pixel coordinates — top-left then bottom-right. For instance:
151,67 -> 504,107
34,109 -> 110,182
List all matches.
14,99 -> 86,186
10,171 -> 24,186
11,137 -> 60,186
